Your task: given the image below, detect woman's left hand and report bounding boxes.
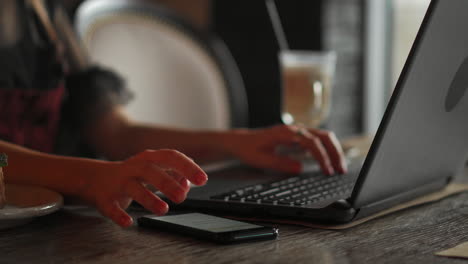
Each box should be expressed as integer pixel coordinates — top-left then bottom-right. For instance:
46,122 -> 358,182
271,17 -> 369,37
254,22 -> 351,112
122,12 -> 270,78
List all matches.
223,125 -> 347,175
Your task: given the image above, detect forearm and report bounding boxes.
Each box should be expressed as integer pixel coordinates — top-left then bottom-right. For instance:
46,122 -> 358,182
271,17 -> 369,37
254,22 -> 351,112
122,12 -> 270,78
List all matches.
0,140 -> 108,198
109,123 -> 244,163
85,108 -> 247,163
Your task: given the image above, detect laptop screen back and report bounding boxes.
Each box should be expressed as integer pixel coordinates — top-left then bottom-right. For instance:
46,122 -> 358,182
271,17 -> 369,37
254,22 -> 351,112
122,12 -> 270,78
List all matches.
351,0 -> 468,208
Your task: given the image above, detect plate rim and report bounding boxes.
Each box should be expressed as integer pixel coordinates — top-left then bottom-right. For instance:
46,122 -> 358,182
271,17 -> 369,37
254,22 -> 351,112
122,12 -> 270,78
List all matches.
0,184 -> 64,220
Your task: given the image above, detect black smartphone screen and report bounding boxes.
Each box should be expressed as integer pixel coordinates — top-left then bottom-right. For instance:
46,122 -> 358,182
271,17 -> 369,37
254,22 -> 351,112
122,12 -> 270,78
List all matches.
138,213 -> 278,244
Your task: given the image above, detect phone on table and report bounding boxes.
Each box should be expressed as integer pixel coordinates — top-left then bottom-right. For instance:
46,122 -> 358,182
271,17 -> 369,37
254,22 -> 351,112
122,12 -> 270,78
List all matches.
137,212 -> 278,244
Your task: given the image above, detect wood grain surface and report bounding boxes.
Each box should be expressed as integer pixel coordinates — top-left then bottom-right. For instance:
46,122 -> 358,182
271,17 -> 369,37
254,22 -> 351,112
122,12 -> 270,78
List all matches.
1,166 -> 468,263
1,190 -> 468,263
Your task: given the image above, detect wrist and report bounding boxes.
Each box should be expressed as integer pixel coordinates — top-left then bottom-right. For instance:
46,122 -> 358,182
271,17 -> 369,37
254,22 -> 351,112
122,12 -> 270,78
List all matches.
69,159 -> 120,198
44,156 -> 115,198
212,129 -> 249,156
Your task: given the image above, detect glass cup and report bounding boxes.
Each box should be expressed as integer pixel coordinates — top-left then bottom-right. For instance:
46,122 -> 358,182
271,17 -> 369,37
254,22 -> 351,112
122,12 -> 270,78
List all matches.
279,50 -> 337,128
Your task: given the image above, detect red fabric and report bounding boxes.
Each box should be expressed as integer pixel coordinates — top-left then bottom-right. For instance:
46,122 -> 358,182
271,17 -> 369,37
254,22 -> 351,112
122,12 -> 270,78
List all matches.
0,83 -> 65,153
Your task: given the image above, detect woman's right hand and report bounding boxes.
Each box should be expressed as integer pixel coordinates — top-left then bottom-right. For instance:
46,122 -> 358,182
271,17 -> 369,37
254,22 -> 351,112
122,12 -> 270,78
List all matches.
79,149 -> 208,227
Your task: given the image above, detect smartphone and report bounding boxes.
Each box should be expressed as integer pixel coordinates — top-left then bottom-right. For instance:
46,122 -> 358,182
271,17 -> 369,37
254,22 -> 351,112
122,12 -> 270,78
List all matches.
137,212 -> 278,244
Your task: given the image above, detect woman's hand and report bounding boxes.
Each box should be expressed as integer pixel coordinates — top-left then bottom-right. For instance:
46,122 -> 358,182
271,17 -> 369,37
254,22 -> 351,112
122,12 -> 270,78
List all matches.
224,125 -> 347,175
79,149 -> 207,227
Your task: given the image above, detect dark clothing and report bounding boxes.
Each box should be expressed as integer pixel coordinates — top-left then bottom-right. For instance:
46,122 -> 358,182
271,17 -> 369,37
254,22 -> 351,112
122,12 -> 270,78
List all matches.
0,0 -> 131,157
0,83 -> 65,153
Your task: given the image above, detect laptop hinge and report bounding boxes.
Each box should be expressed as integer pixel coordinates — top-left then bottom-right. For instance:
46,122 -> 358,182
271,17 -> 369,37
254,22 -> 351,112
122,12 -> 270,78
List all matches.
353,176 -> 451,220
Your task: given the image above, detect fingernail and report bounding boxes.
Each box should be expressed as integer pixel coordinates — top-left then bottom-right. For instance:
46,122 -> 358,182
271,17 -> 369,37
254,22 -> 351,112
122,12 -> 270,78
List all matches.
154,202 -> 169,215
340,166 -> 348,174
120,216 -> 133,227
327,167 -> 335,176
173,190 -> 187,204
194,172 -> 208,185
178,178 -> 190,189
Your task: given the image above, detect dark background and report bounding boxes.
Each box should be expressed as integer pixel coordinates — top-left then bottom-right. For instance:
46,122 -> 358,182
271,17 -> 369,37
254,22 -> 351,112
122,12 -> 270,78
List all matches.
213,1 -> 324,128
213,1 -> 364,138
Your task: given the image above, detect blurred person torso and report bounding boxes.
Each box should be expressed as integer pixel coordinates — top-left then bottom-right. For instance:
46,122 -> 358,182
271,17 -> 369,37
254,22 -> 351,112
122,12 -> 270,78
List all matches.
0,0 -> 65,153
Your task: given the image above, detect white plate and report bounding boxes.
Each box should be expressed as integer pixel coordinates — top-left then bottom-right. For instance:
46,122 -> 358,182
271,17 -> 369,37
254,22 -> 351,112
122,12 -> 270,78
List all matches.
0,184 -> 63,230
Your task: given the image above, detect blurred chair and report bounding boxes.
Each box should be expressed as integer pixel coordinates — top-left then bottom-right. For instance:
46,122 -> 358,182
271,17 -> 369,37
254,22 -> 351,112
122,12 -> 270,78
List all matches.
75,0 -> 248,130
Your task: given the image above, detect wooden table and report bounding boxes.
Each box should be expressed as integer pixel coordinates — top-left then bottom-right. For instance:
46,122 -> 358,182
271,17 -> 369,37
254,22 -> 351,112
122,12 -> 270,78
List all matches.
2,173 -> 468,264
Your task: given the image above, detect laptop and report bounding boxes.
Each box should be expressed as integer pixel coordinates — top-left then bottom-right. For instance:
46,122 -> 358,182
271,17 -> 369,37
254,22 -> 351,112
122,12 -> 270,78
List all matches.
177,0 -> 468,224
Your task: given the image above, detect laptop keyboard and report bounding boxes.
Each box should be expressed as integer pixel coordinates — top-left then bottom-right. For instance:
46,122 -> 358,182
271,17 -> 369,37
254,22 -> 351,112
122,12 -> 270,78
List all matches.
210,172 -> 358,207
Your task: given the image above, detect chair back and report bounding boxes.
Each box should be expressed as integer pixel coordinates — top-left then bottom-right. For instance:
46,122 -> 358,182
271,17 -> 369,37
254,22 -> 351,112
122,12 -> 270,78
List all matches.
75,0 -> 248,129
